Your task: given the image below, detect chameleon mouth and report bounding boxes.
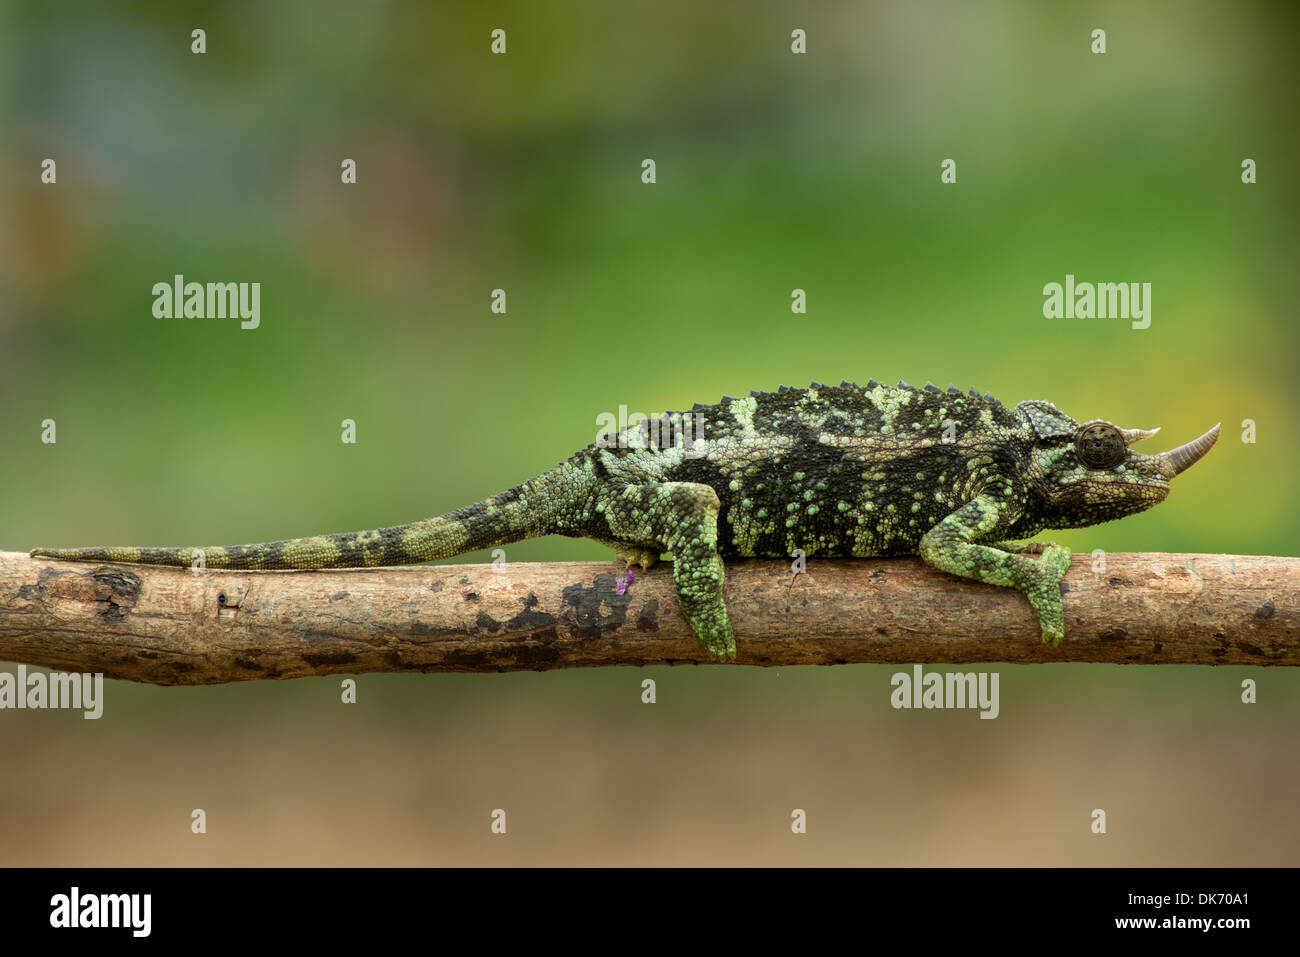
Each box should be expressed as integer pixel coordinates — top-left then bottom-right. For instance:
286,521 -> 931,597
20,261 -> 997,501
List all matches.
1052,480 -> 1170,503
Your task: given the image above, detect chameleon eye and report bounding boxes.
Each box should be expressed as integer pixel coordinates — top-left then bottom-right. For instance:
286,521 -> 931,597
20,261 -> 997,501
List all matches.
1075,423 -> 1127,470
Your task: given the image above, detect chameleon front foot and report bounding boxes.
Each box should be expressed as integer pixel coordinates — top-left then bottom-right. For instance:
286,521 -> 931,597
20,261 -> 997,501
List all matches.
1022,543 -> 1071,645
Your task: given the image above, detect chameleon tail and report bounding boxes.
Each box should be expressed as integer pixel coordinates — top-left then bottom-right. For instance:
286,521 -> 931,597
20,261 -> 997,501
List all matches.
30,467 -> 581,570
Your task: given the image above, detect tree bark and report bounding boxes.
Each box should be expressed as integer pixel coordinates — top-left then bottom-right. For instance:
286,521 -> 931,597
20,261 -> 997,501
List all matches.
0,550 -> 1294,684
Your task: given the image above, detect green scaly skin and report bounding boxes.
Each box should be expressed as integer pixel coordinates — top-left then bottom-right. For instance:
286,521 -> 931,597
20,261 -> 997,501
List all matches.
31,381 -> 1220,661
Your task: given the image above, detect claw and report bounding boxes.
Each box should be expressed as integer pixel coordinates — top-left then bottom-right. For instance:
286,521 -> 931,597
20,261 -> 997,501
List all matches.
616,547 -> 659,572
700,626 -> 737,662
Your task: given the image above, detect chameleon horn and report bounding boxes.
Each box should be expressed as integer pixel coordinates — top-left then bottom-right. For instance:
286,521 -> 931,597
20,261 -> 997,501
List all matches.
1120,427 -> 1160,444
1157,423 -> 1221,476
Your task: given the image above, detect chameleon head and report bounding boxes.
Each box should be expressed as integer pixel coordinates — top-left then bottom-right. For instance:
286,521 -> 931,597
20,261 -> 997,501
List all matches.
1017,400 -> 1220,529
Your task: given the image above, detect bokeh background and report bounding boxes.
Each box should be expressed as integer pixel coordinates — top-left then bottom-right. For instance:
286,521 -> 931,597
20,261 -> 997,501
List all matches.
1,1 -> 1297,865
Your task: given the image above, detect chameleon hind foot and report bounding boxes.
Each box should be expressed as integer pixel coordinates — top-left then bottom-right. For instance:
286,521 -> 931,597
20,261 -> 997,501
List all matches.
615,546 -> 660,571
671,547 -> 735,661
600,481 -> 734,661
696,618 -> 737,662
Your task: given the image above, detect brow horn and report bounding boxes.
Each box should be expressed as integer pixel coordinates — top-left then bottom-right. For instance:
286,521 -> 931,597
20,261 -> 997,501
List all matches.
1155,423 -> 1221,476
1121,427 -> 1160,444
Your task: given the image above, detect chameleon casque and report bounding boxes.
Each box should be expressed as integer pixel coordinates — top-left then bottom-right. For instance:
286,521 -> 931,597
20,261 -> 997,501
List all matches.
32,381 -> 1219,661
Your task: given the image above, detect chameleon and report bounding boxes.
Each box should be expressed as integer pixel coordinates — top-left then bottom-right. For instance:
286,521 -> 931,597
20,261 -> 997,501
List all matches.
31,381 -> 1219,661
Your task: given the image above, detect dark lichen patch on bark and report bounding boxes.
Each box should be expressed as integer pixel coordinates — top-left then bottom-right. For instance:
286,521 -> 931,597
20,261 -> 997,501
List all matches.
502,596 -> 559,640
515,643 -> 561,666
91,567 -> 143,621
470,594 -> 561,643
561,573 -> 630,638
30,565 -> 143,622
408,621 -> 461,639
637,599 -> 660,632
301,650 -> 359,667
444,649 -> 491,669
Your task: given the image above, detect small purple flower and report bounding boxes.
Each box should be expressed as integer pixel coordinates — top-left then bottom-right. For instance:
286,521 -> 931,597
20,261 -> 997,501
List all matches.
617,569 -> 634,595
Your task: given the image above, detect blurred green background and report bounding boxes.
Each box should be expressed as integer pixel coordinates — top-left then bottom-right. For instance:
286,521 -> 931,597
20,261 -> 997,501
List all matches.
1,1 -> 1297,864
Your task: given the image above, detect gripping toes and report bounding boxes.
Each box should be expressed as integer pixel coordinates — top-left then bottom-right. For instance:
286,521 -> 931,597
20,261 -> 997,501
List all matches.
673,550 -> 735,661
615,546 -> 660,571
698,618 -> 737,662
919,495 -> 1077,648
599,481 -> 736,662
1025,544 -> 1071,645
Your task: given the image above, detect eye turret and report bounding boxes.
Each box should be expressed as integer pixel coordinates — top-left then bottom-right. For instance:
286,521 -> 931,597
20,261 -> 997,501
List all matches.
1075,423 -> 1127,470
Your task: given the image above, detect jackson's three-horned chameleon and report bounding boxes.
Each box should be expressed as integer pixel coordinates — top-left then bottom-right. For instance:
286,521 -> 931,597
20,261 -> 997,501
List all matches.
32,381 -> 1219,660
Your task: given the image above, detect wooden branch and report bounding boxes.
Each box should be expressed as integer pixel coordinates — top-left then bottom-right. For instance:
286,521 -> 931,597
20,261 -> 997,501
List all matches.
0,550 -> 1295,684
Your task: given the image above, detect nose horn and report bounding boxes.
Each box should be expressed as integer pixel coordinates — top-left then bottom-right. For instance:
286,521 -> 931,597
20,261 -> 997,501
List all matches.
1157,423 -> 1221,476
